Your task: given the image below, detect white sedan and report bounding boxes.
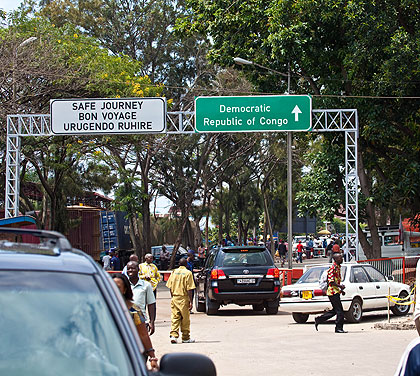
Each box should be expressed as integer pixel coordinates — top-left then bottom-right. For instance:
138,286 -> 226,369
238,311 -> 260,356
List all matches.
280,262 -> 411,323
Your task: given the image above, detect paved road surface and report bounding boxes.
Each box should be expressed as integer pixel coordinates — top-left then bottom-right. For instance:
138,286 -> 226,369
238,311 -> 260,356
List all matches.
152,284 -> 416,376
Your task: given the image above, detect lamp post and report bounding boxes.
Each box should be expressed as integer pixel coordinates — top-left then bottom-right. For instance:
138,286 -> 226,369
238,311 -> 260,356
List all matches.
234,57 -> 294,269
13,37 -> 37,112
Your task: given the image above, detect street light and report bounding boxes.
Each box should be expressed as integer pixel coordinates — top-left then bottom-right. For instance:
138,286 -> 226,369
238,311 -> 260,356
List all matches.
234,56 -> 294,269
13,36 -> 37,112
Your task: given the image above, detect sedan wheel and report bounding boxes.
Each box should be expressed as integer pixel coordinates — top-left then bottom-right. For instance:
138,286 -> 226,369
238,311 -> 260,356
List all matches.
391,291 -> 410,316
344,298 -> 363,323
292,312 -> 309,323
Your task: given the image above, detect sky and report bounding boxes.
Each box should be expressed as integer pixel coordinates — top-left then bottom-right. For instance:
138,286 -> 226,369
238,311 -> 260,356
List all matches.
2,0 -> 23,13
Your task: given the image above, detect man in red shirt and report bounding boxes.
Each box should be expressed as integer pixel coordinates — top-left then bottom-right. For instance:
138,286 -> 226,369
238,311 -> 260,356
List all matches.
314,253 -> 346,333
296,241 -> 304,263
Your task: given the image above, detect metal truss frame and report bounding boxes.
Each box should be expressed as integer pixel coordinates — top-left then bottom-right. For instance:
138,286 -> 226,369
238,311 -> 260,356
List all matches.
5,108 -> 358,258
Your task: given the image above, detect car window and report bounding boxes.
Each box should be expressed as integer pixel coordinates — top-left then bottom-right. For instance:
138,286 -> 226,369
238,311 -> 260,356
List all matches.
205,251 -> 217,268
363,265 -> 386,282
350,266 -> 370,283
0,271 -> 134,375
218,249 -> 271,267
297,266 -> 347,284
384,235 -> 399,246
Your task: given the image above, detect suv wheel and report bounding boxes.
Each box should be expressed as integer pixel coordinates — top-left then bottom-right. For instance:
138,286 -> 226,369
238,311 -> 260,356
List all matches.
265,298 -> 279,315
205,292 -> 219,315
252,304 -> 265,311
195,292 -> 206,313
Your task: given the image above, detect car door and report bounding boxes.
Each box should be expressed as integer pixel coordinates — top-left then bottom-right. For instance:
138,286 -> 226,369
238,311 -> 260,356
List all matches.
196,250 -> 217,299
362,265 -> 389,308
349,265 -> 377,309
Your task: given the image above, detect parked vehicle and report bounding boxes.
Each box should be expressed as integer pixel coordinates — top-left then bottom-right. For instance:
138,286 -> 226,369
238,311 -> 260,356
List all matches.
0,227 -> 216,376
151,245 -> 198,270
280,263 -> 411,324
358,225 -> 420,259
292,236 -> 307,257
195,246 -> 281,315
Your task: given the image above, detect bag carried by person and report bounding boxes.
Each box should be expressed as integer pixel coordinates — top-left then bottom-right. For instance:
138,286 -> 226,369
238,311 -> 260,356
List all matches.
319,269 -> 329,292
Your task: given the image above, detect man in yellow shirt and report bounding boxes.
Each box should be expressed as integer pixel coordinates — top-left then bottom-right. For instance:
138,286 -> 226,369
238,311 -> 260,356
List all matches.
139,253 -> 161,297
166,257 -> 196,344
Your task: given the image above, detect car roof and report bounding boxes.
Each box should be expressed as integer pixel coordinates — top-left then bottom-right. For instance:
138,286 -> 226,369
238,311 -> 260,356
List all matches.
0,228 -> 98,274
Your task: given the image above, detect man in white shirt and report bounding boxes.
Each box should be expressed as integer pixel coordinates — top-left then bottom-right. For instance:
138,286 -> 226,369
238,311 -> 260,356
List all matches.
126,261 -> 156,335
102,251 -> 112,270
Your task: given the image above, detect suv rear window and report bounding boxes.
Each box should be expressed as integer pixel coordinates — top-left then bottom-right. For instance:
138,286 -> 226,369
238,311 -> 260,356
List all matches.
0,271 -> 134,375
219,248 -> 272,267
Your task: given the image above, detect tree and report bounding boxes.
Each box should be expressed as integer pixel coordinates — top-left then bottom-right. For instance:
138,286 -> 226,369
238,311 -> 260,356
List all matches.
40,0 -> 212,104
0,13 -> 162,234
181,0 -> 420,259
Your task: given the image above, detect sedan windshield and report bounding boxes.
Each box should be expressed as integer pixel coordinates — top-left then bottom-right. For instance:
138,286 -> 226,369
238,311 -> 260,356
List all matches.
296,266 -> 347,284
0,271 -> 134,376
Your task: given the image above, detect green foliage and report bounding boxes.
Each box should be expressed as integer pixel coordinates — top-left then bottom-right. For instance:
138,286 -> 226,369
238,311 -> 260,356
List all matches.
40,0 -> 210,103
182,0 -> 420,227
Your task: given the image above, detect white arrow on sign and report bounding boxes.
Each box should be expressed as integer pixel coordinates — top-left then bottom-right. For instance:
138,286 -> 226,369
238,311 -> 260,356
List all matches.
291,105 -> 302,121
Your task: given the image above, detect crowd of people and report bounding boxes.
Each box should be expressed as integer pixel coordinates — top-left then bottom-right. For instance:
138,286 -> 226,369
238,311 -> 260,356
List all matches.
101,246 -> 197,371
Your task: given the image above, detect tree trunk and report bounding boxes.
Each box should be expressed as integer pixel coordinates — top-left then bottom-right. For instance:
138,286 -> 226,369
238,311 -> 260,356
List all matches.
142,197 -> 151,255
358,148 -> 381,259
263,192 -> 275,257
129,214 -> 143,260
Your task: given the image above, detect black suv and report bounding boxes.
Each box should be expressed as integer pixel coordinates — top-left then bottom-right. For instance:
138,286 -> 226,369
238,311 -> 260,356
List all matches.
0,227 -> 216,376
195,246 -> 280,315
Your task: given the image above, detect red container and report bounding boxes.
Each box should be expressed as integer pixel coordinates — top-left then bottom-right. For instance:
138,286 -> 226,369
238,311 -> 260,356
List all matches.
67,207 -> 101,260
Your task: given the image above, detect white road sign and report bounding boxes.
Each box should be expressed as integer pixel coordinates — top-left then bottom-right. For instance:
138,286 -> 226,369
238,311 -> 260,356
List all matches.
50,97 -> 166,135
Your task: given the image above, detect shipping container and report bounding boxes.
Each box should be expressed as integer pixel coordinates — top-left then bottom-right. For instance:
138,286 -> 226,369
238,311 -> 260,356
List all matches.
67,206 -> 101,260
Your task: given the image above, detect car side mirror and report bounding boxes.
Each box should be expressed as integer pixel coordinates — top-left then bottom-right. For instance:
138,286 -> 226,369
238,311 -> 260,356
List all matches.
159,352 -> 216,376
387,275 -> 394,281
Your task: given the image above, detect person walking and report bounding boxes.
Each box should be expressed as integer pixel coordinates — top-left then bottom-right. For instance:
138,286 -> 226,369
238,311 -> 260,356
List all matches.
102,250 -> 112,271
314,252 -> 347,333
122,254 -> 139,276
296,241 -> 304,263
166,257 -> 196,344
111,273 -> 159,371
139,253 -> 161,298
110,249 -> 121,271
160,245 -> 170,270
278,239 -> 287,267
307,238 -> 314,259
127,261 -> 157,335
197,243 -> 206,267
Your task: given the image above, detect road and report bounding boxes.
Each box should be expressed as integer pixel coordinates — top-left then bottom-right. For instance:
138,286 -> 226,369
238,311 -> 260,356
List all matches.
152,283 -> 416,376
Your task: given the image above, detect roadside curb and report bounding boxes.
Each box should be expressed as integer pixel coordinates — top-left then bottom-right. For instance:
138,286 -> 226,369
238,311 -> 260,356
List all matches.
374,317 -> 415,330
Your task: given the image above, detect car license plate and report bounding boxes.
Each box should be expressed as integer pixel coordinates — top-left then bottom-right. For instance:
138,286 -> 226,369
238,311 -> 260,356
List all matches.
237,278 -> 256,284
302,291 -> 313,300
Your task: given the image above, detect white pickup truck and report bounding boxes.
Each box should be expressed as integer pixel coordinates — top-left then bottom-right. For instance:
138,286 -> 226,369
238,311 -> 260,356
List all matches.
358,226 -> 420,259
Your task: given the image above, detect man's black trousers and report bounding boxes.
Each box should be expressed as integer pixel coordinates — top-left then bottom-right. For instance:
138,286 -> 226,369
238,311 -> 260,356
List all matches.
317,293 -> 344,330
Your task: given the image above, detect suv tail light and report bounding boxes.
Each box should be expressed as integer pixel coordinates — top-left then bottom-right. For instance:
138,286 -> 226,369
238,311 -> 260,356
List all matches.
211,269 -> 227,280
266,268 -> 280,279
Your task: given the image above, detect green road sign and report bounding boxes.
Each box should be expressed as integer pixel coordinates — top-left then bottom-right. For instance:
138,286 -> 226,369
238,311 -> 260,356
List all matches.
195,95 -> 312,133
